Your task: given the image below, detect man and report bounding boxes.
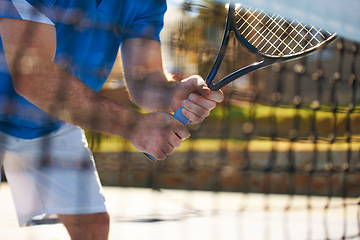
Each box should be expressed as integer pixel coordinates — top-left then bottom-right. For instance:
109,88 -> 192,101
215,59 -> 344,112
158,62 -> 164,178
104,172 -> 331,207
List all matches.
0,0 -> 223,239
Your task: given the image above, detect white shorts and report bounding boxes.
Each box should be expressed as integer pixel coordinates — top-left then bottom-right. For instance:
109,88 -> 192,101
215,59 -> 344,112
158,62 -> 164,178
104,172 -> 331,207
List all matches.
0,123 -> 107,227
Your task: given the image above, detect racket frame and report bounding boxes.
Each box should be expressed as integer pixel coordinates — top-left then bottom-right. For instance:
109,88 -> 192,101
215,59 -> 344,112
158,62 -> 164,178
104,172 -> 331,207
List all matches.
207,1 -> 338,91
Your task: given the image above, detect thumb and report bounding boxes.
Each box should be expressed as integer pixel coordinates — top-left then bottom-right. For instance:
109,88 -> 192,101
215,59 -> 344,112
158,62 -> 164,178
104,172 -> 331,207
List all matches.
190,75 -> 211,95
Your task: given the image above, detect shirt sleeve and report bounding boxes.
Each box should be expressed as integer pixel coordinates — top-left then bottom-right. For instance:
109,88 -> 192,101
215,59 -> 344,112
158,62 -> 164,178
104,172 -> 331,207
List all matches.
0,0 -> 55,26
124,0 -> 167,42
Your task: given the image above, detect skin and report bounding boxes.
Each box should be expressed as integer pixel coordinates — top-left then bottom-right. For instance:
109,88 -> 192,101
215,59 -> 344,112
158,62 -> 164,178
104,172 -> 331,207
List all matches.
0,17 -> 223,240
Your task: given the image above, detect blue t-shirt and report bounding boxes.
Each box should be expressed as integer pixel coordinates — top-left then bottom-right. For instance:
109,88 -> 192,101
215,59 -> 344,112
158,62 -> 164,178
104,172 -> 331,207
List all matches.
0,0 -> 167,139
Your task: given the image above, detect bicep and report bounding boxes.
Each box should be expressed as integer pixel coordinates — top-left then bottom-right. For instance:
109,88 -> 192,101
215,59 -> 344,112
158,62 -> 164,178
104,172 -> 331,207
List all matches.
0,18 -> 56,78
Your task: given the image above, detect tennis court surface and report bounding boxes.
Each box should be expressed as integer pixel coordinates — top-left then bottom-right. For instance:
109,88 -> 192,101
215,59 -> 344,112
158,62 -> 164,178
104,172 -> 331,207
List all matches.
1,183 -> 359,240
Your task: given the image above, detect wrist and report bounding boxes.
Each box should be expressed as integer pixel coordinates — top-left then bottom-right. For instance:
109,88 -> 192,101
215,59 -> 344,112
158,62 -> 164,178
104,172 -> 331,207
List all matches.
121,109 -> 142,139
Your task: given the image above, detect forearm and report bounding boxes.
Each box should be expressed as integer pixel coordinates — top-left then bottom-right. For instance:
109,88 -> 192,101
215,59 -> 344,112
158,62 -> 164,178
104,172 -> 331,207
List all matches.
14,58 -> 137,138
121,38 -> 181,113
125,71 -> 177,113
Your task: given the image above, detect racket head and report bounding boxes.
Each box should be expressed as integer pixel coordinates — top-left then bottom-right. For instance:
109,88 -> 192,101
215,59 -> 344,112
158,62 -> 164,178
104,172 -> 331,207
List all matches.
230,2 -> 338,60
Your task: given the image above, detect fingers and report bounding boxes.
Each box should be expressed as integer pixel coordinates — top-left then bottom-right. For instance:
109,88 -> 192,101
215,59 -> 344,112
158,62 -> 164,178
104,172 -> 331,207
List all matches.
181,96 -> 212,120
159,128 -> 185,156
150,130 -> 188,160
188,93 -> 217,110
137,113 -> 189,160
179,76 -> 224,124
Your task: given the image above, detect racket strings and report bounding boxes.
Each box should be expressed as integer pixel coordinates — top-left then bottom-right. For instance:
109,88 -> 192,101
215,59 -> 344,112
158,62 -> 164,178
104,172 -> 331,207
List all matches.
238,9 -> 293,55
234,5 -> 334,57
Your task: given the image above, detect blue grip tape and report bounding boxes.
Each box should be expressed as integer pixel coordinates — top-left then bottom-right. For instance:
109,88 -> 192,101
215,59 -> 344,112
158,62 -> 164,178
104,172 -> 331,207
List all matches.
173,106 -> 190,125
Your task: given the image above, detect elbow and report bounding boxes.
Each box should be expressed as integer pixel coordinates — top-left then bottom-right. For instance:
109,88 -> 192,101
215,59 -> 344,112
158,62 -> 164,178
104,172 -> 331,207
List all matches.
12,77 -> 24,96
9,65 -> 25,94
128,90 -> 153,112
126,82 -> 146,107
12,74 -> 32,98
10,56 -> 51,99
128,91 -> 146,109
7,55 -> 33,97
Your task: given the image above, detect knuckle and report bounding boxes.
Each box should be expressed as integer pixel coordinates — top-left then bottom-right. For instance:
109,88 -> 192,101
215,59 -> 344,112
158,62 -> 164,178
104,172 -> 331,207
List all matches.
191,74 -> 203,81
153,136 -> 163,146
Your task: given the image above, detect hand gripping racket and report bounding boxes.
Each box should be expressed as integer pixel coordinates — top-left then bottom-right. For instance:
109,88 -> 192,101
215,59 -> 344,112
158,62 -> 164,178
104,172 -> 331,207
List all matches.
145,0 -> 337,161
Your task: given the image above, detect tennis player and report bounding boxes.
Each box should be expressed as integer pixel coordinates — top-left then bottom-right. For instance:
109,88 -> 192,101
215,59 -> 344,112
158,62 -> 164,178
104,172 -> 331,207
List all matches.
0,0 -> 223,239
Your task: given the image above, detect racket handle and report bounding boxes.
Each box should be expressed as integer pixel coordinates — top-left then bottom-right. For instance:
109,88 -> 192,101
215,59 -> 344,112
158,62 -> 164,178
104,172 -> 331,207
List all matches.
172,106 -> 190,125
144,104 -> 190,161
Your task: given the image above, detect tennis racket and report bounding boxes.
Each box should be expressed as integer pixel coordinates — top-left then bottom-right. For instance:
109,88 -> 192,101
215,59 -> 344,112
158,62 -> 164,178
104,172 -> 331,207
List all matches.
145,0 -> 337,161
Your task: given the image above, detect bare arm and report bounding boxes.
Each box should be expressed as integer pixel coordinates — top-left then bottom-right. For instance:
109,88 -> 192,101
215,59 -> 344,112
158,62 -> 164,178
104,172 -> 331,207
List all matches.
0,18 -> 190,160
121,38 -> 176,112
0,18 -> 137,138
